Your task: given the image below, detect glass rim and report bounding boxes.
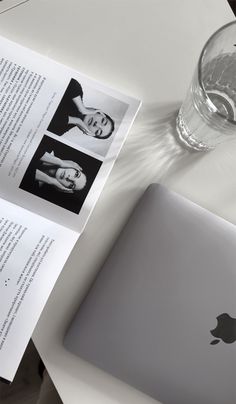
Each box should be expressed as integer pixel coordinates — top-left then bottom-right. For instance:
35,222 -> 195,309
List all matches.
198,20 -> 236,125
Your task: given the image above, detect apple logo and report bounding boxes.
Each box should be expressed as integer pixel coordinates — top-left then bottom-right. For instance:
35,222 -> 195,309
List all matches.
210,313 -> 236,345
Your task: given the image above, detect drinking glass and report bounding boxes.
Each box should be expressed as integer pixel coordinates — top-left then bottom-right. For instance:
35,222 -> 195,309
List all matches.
176,21 -> 236,151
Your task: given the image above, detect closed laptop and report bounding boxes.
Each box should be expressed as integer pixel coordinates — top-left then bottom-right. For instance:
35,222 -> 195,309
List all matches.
65,184 -> 236,404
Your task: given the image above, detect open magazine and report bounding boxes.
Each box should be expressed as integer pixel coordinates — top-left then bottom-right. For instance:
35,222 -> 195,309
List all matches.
0,35 -> 141,382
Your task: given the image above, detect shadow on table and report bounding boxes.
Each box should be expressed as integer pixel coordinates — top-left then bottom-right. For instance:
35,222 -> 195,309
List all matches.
119,101 -> 206,185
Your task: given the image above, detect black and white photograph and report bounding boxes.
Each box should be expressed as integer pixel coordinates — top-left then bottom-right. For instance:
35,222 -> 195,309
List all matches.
47,78 -> 128,157
20,135 -> 102,214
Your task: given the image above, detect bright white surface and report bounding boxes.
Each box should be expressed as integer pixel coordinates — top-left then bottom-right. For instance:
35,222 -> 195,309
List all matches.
0,0 -> 235,403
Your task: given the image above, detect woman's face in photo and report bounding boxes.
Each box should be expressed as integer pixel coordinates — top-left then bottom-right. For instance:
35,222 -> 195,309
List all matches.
56,168 -> 86,191
83,111 -> 112,138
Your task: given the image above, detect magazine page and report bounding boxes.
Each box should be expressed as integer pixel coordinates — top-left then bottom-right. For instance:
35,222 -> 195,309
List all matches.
0,197 -> 78,383
0,35 -> 141,233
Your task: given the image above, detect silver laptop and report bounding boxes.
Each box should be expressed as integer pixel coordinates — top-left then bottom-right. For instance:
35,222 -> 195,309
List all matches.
64,184 -> 236,404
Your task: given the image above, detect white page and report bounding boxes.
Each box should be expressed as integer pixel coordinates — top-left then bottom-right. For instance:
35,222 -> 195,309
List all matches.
0,197 -> 78,382
0,35 -> 141,233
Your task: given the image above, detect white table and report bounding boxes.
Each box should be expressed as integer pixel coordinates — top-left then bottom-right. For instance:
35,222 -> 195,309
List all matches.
0,0 -> 235,403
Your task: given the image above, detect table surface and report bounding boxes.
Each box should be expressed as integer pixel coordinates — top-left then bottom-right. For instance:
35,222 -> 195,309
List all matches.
0,0 -> 235,403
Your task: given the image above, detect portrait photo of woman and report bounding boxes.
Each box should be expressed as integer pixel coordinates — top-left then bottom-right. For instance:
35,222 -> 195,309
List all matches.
34,151 -> 87,194
47,78 -> 128,157
20,135 -> 102,214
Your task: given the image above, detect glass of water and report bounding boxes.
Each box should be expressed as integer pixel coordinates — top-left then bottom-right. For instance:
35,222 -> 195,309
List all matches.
176,21 -> 236,151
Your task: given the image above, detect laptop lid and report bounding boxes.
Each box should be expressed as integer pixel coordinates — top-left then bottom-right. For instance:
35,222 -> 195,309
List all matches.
65,184 -> 236,404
